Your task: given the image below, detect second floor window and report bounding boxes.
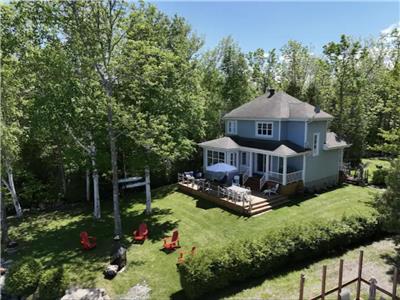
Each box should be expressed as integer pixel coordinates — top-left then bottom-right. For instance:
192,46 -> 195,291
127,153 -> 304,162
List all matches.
313,133 -> 320,156
227,120 -> 237,134
256,122 -> 273,137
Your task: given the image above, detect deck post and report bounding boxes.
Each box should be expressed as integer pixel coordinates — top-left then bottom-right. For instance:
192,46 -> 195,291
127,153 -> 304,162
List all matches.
338,259 -> 344,300
265,154 -> 269,180
356,250 -> 363,300
283,156 -> 287,185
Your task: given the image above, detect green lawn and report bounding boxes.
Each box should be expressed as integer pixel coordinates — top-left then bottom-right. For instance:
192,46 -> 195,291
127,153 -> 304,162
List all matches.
8,184 -> 378,299
362,158 -> 392,173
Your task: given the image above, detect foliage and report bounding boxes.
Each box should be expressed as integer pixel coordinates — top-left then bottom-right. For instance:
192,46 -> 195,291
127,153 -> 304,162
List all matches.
38,267 -> 68,300
371,168 -> 389,186
178,215 -> 380,299
4,257 -> 42,297
375,158 -> 400,234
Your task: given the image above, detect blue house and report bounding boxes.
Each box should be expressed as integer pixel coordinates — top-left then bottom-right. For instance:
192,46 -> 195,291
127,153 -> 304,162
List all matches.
199,90 -> 349,192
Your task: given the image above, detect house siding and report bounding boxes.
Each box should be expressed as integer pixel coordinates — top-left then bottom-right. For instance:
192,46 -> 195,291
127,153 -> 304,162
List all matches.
304,120 -> 340,189
232,120 -> 280,140
286,121 -> 306,147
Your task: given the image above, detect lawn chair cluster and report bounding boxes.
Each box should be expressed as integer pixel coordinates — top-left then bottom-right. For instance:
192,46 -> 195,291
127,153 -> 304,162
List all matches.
80,226 -> 195,265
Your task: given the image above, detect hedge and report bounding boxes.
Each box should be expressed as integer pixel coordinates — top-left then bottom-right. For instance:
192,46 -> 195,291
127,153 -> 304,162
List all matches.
4,257 -> 42,297
38,266 -> 68,300
371,168 -> 389,186
177,215 -> 381,299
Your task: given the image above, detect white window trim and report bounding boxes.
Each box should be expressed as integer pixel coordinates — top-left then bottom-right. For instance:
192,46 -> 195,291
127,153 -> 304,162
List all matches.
255,121 -> 273,138
312,133 -> 320,156
227,120 -> 237,135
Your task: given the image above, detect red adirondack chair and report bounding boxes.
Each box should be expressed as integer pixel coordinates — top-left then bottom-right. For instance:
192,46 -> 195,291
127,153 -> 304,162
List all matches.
163,230 -> 180,250
133,223 -> 148,242
80,231 -> 96,250
177,246 -> 196,264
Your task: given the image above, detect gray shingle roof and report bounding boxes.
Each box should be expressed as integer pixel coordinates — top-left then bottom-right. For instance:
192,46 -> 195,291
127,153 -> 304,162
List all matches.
223,91 -> 333,120
198,137 -> 239,150
324,132 -> 349,149
198,136 -> 310,155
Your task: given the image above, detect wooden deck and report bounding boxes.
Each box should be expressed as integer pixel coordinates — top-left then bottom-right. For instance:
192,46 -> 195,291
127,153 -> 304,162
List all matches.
178,182 -> 289,216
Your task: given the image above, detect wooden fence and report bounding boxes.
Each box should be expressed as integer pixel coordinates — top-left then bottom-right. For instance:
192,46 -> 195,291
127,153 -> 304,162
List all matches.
299,251 -> 399,300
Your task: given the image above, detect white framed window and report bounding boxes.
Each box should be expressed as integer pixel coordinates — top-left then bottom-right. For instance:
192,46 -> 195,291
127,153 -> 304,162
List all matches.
241,152 -> 247,166
313,133 -> 320,156
256,122 -> 273,137
207,150 -> 225,166
229,152 -> 237,167
227,120 -> 237,134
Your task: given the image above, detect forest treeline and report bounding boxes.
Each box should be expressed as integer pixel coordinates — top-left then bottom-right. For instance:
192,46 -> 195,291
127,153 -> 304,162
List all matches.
1,1 -> 399,231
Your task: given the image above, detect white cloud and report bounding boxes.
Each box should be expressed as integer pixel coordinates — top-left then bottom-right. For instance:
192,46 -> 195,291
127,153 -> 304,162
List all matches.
381,22 -> 400,36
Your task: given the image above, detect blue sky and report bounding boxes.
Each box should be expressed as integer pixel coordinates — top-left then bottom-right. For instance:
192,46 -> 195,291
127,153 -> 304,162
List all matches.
151,1 -> 400,54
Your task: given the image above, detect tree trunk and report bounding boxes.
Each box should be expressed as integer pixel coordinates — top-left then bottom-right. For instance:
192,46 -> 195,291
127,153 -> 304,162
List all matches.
4,162 -> 22,218
1,180 -> 9,247
145,166 -> 152,215
107,101 -> 122,236
86,169 -> 90,202
90,144 -> 101,219
57,144 -> 67,198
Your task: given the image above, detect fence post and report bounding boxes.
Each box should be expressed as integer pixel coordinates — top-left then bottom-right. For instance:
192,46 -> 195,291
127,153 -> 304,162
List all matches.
338,259 -> 344,300
392,268 -> 398,300
369,277 -> 377,300
299,274 -> 305,300
322,265 -> 327,300
356,250 -> 364,300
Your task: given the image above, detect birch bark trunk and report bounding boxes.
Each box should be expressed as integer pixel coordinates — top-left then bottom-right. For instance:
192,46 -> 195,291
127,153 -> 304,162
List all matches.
4,161 -> 22,218
90,141 -> 101,219
0,180 -> 9,247
86,169 -> 90,202
145,166 -> 152,215
106,97 -> 122,236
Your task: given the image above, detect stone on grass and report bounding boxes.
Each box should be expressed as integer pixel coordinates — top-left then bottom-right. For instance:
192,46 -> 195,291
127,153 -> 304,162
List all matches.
121,281 -> 151,300
61,288 -> 111,300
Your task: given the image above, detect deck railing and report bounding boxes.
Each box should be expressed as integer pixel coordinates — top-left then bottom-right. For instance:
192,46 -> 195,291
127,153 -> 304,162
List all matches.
287,170 -> 303,184
243,168 -> 250,185
260,172 -> 268,190
268,171 -> 283,184
266,170 -> 303,185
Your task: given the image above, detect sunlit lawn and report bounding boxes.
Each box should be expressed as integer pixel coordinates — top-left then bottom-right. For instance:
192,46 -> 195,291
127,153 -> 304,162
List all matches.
8,184 -> 378,299
362,158 -> 392,173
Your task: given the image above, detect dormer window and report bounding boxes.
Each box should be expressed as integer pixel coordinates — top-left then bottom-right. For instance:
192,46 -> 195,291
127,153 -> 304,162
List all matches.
227,120 -> 237,135
256,122 -> 273,137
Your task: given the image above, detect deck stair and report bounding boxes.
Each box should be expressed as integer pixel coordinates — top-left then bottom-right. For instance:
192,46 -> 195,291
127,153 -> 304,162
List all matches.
245,193 -> 289,216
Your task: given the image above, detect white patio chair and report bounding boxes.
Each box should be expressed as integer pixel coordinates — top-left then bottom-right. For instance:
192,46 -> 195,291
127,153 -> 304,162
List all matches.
263,183 -> 280,196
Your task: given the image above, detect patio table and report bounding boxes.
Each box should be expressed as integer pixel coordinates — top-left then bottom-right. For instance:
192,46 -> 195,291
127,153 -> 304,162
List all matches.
227,185 -> 250,194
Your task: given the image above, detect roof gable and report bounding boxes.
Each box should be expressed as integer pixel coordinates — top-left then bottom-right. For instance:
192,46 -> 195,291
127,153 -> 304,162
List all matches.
223,91 -> 333,120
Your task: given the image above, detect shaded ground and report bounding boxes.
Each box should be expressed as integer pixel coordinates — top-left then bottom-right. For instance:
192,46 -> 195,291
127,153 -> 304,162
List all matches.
7,184 -> 377,299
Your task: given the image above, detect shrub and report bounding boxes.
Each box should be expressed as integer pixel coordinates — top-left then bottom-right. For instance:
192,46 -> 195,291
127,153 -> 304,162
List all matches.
4,257 -> 42,297
178,215 -> 381,299
371,168 -> 389,185
38,267 -> 68,300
